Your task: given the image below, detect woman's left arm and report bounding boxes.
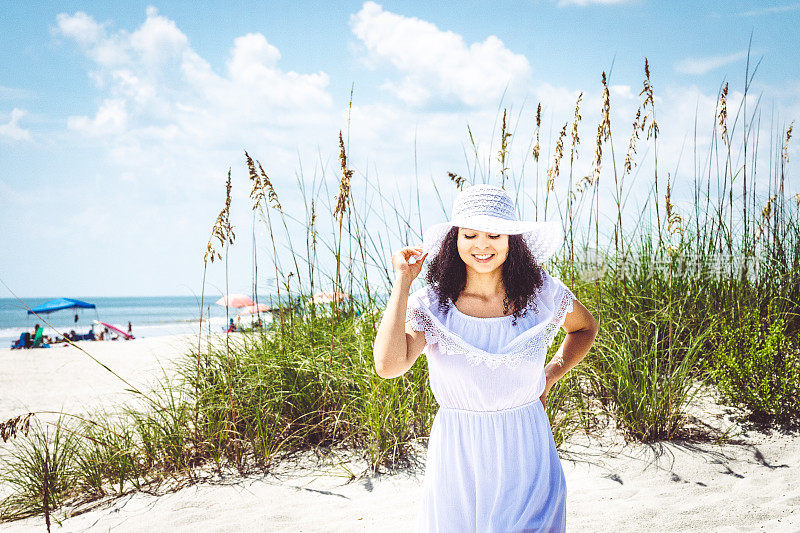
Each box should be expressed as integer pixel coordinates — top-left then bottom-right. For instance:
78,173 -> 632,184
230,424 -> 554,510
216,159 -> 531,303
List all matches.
541,298 -> 599,403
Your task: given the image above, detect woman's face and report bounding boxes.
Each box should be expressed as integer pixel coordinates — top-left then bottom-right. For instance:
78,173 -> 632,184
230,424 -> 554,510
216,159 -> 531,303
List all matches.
456,228 -> 509,273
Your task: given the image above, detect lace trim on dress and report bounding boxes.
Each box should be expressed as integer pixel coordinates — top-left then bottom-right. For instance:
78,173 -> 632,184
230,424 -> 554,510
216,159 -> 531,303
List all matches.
406,284 -> 575,370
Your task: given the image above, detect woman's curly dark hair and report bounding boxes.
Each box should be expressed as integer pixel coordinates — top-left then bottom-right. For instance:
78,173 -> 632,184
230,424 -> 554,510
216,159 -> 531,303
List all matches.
424,226 -> 545,326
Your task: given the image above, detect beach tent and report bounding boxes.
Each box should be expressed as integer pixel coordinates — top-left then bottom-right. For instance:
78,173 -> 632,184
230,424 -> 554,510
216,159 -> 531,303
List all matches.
28,298 -> 96,315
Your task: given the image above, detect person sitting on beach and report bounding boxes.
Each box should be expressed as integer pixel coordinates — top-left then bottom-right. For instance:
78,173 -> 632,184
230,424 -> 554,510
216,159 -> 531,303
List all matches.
227,318 -> 236,332
30,324 -> 42,348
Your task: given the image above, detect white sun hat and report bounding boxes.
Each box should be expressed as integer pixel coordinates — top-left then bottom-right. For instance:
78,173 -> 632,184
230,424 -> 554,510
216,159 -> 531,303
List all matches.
416,183 -> 563,265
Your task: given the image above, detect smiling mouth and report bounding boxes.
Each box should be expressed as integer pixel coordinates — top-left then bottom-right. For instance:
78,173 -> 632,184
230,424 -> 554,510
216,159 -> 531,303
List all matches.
472,254 -> 495,262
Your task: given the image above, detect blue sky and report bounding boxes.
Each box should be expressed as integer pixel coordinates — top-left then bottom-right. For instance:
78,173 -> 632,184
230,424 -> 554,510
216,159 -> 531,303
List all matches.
1,0 -> 798,297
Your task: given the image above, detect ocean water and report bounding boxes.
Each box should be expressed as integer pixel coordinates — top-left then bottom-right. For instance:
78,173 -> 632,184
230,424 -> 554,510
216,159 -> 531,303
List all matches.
0,295 -> 281,346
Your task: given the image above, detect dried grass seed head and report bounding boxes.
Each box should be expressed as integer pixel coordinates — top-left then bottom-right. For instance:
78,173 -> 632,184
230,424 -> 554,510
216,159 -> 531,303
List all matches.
498,108 -> 512,183
448,171 -> 467,190
256,160 -> 282,211
532,103 -> 542,162
718,83 -> 729,142
245,151 -> 268,211
335,130 -> 353,222
1,412 -> 34,442
547,122 -> 568,190
205,169 -> 235,264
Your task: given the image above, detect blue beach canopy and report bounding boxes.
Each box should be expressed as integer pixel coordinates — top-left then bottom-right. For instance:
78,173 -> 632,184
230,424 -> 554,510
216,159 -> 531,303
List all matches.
27,298 -> 96,315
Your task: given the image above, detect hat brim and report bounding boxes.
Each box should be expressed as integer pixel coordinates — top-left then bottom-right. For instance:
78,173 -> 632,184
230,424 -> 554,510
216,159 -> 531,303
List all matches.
422,218 -> 563,265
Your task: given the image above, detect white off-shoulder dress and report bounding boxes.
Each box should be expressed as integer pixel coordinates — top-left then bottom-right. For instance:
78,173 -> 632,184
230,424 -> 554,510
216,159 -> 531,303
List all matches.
405,269 -> 576,533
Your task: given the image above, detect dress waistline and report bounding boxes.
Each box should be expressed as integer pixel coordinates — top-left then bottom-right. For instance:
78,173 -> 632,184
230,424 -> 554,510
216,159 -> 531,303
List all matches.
437,397 -> 543,415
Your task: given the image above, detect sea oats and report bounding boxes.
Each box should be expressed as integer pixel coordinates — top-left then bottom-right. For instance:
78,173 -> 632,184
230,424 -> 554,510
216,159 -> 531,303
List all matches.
784,121 -> 794,162
335,130 -> 353,223
498,108 -> 512,187
532,103 -> 542,163
547,122 -> 568,191
569,92 -> 583,163
718,83 -> 729,144
205,169 -> 235,265
664,178 -> 684,249
448,171 -> 467,190
624,108 -> 642,176
245,150 -> 267,212
579,73 -> 612,194
256,161 -> 282,212
0,412 -> 33,442
640,58 -> 659,141
754,195 -> 778,243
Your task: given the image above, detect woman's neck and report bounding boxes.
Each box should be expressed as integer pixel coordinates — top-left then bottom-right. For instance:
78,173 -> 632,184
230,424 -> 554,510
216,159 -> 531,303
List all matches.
462,268 -> 505,299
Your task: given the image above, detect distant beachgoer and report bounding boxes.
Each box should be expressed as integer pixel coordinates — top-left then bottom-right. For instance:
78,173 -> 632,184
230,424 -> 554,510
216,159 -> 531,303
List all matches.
227,318 -> 236,333
127,321 -> 132,335
29,324 -> 44,348
74,312 -> 79,324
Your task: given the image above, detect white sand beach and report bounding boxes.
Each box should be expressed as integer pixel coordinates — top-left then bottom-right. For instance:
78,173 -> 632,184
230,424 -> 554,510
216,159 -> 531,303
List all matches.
1,335 -> 798,532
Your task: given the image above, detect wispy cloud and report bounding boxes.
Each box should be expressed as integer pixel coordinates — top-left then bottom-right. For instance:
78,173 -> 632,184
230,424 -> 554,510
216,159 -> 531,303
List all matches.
737,2 -> 800,16
0,108 -> 31,141
0,85 -> 31,100
557,0 -> 631,6
674,51 -> 748,75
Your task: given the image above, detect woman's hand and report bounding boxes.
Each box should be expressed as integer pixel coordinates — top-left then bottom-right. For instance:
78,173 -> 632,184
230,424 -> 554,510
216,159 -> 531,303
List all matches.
539,363 -> 559,408
392,245 -> 428,283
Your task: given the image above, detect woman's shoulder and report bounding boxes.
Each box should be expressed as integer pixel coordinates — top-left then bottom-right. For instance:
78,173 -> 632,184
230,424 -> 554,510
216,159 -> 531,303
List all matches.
408,284 -> 439,307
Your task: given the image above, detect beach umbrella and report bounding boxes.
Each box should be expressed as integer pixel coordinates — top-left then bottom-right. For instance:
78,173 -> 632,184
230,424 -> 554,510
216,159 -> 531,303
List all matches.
307,291 -> 350,305
28,298 -> 96,315
215,294 -> 255,308
238,303 -> 271,316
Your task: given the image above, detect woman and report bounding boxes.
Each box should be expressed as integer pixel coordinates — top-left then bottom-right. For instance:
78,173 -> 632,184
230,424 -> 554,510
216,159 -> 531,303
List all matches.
373,184 -> 598,532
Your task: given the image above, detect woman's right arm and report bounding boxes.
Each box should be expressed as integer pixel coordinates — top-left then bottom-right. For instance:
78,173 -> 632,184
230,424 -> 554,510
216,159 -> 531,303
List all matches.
373,245 -> 428,379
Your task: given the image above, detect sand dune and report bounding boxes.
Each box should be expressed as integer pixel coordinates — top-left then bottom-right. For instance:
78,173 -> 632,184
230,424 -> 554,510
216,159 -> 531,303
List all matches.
1,335 -> 798,531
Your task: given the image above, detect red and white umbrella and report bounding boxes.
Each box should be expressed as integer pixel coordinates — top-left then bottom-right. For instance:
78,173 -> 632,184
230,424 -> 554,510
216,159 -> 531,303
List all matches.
307,291 -> 350,305
215,294 -> 255,308
238,303 -> 272,316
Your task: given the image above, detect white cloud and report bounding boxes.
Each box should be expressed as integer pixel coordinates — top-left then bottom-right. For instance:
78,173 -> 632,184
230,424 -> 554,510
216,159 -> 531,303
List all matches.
54,6 -> 335,195
0,108 -> 31,141
349,1 -> 531,107
557,0 -> 631,6
675,51 -> 748,75
67,98 -> 128,135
